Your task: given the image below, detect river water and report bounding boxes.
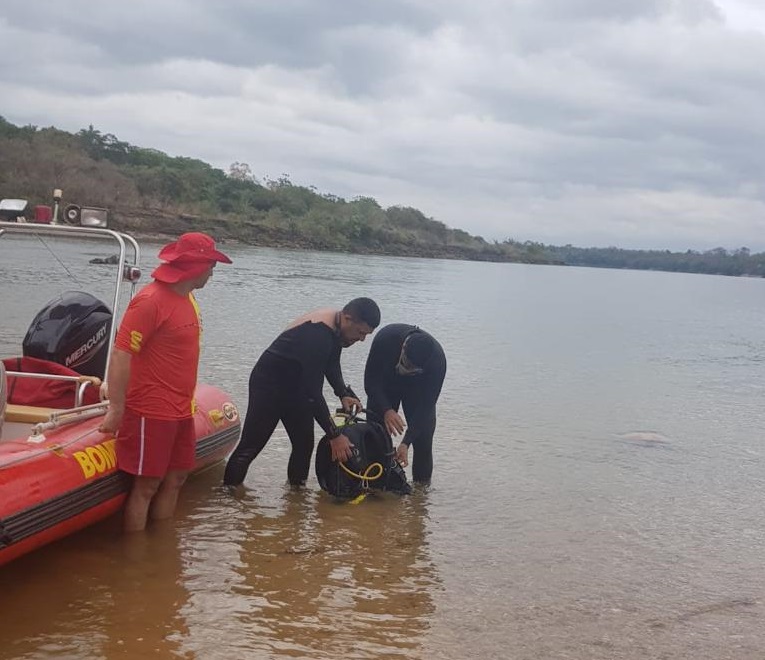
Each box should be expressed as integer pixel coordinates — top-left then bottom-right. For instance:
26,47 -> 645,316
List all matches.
2,233 -> 765,659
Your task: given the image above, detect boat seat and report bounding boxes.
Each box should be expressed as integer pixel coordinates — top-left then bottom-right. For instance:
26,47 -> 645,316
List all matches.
4,404 -> 57,424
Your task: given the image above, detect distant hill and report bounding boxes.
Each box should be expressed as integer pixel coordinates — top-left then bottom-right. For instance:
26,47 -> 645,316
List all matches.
0,116 -> 556,265
2,116 -> 763,276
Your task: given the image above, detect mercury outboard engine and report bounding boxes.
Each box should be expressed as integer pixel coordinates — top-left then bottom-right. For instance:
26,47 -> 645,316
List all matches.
22,291 -> 112,380
315,413 -> 411,499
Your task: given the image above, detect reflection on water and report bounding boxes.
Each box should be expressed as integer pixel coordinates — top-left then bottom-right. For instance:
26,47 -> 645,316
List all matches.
0,466 -> 438,660
1,519 -> 191,659
176,469 -> 438,659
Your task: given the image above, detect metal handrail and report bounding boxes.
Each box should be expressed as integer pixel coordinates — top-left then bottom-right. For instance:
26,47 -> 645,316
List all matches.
77,380 -> 98,406
0,221 -> 142,381
119,231 -> 141,298
30,401 -> 111,438
4,371 -> 101,407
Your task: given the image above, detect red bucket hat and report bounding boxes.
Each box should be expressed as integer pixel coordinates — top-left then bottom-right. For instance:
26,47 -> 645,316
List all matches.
157,232 -> 232,264
152,232 -> 232,283
152,259 -> 218,283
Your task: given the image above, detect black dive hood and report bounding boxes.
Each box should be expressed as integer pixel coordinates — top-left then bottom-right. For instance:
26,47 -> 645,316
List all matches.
315,413 -> 411,499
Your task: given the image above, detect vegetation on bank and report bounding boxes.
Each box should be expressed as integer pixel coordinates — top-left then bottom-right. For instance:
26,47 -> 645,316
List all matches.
544,244 -> 765,277
1,116 -> 763,275
0,117 -> 553,265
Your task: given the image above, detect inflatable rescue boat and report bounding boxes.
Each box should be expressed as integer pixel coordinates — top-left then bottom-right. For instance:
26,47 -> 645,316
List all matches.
0,217 -> 240,567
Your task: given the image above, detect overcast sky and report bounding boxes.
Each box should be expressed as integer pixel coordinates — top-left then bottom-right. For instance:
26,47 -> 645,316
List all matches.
2,0 -> 765,250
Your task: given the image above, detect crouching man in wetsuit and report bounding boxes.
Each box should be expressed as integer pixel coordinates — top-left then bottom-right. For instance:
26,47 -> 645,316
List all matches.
364,324 -> 446,486
223,298 -> 381,488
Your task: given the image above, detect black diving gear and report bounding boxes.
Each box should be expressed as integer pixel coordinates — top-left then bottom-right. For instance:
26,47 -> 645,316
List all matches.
315,413 -> 411,499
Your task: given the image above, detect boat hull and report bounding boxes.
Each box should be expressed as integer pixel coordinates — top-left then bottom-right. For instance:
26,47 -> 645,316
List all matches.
0,383 -> 240,566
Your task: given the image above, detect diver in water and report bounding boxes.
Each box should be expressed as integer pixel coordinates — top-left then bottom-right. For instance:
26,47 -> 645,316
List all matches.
223,298 -> 381,488
364,324 -> 446,485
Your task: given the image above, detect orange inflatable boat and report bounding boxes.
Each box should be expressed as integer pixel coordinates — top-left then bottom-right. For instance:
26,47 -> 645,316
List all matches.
0,217 -> 240,566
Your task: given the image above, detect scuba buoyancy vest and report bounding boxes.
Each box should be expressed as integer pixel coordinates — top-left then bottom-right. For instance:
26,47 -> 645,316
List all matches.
315,414 -> 411,499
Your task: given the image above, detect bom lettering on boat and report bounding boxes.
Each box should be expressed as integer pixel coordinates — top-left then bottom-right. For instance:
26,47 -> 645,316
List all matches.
65,323 -> 108,368
72,439 -> 117,478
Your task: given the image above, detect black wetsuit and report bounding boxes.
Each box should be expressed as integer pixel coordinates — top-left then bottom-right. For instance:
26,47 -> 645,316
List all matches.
223,321 -> 349,486
364,324 -> 446,484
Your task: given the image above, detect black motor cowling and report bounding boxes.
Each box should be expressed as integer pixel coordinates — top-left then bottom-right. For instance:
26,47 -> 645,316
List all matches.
315,416 -> 412,499
22,291 -> 112,379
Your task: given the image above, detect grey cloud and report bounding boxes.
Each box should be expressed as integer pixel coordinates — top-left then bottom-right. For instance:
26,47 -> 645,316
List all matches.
2,0 -> 765,250
1,0 -> 435,70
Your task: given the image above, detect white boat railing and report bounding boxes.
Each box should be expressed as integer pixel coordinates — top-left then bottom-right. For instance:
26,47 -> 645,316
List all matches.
3,372 -> 101,408
0,221 -> 142,384
29,402 -> 111,439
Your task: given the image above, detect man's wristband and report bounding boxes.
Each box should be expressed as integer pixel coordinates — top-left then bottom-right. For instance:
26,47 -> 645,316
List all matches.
337,384 -> 358,400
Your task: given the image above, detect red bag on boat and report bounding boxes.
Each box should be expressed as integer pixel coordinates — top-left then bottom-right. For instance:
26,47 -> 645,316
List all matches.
2,357 -> 101,409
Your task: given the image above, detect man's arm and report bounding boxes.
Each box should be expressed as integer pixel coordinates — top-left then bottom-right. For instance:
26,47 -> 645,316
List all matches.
98,348 -> 132,434
98,291 -> 158,433
294,326 -> 340,433
364,333 -> 395,414
311,348 -> 355,462
288,324 -> 353,461
399,353 -> 446,447
365,328 -> 411,435
325,346 -> 360,412
324,346 -> 345,397
267,321 -> 356,462
98,291 -> 158,434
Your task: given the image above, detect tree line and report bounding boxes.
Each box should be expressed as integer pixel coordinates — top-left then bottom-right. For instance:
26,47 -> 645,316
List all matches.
540,244 -> 765,277
0,117 -> 551,264
1,116 -> 762,276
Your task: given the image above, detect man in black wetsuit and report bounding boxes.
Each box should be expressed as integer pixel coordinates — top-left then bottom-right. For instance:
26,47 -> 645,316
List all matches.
364,324 -> 446,485
223,298 -> 381,487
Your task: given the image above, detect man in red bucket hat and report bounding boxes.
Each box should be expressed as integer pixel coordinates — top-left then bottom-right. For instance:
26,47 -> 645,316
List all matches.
99,232 -> 231,532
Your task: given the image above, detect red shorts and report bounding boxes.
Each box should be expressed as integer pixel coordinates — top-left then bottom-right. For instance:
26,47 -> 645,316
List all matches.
117,408 -> 196,477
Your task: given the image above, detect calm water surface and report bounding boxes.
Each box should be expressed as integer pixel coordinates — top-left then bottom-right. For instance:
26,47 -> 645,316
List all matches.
2,234 -> 765,659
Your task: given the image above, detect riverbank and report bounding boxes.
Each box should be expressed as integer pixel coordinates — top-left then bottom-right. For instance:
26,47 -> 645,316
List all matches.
112,208 -> 561,265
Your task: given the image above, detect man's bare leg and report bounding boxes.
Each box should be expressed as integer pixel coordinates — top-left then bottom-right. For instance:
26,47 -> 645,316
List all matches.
150,470 -> 189,521
124,476 -> 162,532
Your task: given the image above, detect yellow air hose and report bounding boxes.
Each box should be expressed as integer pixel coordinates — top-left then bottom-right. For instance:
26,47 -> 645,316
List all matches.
332,411 -> 385,504
338,460 -> 384,482
338,457 -> 384,505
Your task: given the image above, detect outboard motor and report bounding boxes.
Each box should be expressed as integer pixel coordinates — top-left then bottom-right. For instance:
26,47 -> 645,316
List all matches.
22,291 -> 112,380
315,413 -> 411,499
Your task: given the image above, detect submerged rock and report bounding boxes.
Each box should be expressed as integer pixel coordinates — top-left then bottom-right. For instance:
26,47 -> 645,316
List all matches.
90,254 -> 120,265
